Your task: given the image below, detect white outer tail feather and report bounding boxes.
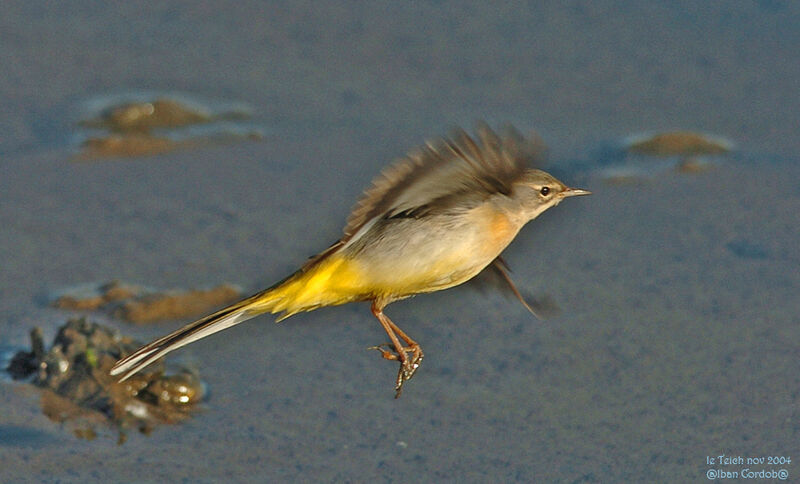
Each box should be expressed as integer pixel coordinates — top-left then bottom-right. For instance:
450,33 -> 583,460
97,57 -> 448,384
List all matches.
110,306 -> 256,382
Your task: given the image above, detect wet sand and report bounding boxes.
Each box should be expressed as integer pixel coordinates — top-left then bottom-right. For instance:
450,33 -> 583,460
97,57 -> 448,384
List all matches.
1,2 -> 798,482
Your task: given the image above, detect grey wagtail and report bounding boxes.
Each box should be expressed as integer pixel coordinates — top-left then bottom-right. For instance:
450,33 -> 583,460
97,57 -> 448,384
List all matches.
111,123 -> 590,397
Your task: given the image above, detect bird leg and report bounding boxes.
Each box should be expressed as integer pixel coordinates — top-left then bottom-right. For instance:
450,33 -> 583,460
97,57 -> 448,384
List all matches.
369,302 -> 424,398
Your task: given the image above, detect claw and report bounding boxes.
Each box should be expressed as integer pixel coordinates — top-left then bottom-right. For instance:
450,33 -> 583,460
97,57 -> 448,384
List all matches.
369,342 -> 424,397
393,345 -> 424,398
370,302 -> 425,397
368,343 -> 399,361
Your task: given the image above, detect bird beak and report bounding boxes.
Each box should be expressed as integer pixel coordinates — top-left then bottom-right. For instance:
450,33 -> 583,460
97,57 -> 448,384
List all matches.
562,187 -> 592,198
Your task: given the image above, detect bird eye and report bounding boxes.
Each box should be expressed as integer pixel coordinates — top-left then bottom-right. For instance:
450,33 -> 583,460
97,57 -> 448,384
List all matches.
540,186 -> 550,196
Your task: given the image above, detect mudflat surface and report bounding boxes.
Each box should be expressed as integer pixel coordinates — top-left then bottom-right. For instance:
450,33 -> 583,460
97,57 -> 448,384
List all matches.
1,2 -> 797,482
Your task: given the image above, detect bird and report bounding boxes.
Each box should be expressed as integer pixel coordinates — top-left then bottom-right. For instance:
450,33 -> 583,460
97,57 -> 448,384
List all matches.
110,122 -> 590,397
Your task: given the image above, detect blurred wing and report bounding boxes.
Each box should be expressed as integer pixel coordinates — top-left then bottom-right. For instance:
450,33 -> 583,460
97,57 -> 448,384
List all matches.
342,122 -> 546,243
471,257 -> 561,319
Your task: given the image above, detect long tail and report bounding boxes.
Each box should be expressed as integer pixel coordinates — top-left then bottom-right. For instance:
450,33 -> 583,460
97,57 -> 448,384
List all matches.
109,288 -> 276,381
110,248 -> 361,381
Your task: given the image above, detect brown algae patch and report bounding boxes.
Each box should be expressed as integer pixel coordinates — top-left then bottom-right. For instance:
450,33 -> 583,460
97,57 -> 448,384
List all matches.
6,318 -> 205,442
625,131 -> 732,156
52,280 -> 141,311
113,285 -> 242,324
74,92 -> 264,159
52,280 -> 242,324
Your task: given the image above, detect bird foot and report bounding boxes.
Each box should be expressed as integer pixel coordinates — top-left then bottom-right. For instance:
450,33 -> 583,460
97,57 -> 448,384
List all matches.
368,343 -> 424,398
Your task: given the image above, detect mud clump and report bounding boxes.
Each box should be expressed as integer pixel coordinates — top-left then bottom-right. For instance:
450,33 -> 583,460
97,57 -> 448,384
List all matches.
6,318 -> 205,442
52,280 -> 242,324
626,131 -> 731,156
81,98 -> 214,132
600,131 -> 733,184
74,93 -> 263,160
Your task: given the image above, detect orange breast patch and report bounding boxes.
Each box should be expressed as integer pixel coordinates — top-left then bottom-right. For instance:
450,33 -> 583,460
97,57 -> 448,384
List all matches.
466,204 -> 520,259
487,211 -> 517,250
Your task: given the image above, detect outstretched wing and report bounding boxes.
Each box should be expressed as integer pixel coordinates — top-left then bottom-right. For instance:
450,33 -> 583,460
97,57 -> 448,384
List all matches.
342,122 -> 546,243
